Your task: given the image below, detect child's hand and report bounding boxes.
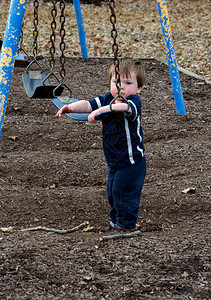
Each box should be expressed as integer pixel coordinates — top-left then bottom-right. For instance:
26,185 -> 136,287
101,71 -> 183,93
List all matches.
56,105 -> 71,117
88,111 -> 97,123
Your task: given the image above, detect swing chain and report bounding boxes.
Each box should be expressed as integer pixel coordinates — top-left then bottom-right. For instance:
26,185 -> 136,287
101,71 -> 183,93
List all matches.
60,0 -> 66,82
53,0 -> 72,98
18,22 -> 24,52
33,0 -> 39,59
50,0 -> 57,72
109,0 -> 130,113
109,0 -> 121,95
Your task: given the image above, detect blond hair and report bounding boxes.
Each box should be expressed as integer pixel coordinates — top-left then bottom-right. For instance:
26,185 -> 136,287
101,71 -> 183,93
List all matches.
109,58 -> 146,88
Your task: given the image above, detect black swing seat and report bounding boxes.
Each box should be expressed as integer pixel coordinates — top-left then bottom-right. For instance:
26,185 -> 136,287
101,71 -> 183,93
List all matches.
15,53 -> 30,68
22,71 -> 64,98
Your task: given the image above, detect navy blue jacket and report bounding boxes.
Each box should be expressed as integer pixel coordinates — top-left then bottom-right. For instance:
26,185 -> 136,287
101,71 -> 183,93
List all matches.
89,93 -> 145,169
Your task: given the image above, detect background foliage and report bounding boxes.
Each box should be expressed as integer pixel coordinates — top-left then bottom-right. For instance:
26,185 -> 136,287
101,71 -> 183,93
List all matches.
0,0 -> 210,81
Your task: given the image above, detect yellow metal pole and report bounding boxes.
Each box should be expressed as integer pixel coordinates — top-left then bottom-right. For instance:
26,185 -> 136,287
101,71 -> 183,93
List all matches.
157,0 -> 186,115
0,0 -> 27,138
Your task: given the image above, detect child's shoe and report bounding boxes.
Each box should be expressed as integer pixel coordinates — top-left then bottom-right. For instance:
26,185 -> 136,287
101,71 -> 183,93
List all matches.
110,224 -> 122,233
110,225 -> 137,234
99,223 -> 113,233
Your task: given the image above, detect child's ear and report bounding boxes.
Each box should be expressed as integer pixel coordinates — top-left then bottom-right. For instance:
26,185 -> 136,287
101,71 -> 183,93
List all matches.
137,86 -> 143,94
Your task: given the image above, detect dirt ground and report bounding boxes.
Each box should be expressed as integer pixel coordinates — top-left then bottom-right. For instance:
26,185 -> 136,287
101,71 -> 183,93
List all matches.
0,57 -> 210,299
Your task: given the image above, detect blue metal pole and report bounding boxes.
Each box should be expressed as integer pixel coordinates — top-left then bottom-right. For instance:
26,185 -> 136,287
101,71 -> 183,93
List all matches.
157,0 -> 186,115
0,0 -> 27,138
73,0 -> 88,59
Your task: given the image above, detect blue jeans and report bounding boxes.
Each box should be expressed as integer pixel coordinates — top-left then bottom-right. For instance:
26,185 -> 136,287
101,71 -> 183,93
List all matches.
107,156 -> 146,231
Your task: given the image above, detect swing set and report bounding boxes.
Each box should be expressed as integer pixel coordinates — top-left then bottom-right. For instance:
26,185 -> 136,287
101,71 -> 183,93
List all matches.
20,0 -> 130,121
0,0 -> 186,138
52,0 -> 130,121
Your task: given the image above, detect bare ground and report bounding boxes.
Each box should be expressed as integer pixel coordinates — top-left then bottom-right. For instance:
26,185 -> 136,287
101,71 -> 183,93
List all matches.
0,57 -> 210,299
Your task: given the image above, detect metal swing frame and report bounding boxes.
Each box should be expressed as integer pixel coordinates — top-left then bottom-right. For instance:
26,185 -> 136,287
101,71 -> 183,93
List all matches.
0,0 -> 187,139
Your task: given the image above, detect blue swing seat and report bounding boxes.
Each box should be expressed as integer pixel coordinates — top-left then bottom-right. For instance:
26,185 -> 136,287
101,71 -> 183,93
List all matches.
51,97 -> 90,121
51,97 -> 129,121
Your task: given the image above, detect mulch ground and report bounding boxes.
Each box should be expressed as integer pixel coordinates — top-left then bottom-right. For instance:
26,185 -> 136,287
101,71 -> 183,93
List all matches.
0,57 -> 210,299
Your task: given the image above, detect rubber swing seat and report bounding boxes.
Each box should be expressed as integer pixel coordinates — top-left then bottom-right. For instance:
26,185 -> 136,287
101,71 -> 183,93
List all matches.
15,53 -> 30,68
22,71 -> 64,99
51,97 -> 90,121
51,97 -> 129,121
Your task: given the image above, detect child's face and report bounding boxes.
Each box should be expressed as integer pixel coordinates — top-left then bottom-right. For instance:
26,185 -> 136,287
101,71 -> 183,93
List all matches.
110,71 -> 142,101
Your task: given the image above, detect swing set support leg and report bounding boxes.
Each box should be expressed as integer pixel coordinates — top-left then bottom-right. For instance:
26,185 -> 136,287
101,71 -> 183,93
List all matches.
73,0 -> 88,59
0,0 -> 27,139
157,0 -> 186,116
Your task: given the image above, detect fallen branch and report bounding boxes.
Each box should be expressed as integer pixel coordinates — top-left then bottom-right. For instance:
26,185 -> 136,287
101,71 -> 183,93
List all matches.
20,221 -> 89,234
0,226 -> 14,233
99,230 -> 141,242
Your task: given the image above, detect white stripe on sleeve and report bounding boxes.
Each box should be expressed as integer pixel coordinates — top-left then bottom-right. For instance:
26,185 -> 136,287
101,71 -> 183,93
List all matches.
95,97 -> 102,108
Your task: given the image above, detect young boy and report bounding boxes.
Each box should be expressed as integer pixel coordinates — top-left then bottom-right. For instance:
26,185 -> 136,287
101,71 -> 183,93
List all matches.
57,58 -> 146,233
